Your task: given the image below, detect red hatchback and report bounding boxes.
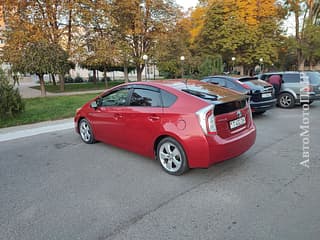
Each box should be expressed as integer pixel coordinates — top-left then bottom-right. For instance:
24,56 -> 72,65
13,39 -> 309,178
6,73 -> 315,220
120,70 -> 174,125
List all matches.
75,80 -> 256,175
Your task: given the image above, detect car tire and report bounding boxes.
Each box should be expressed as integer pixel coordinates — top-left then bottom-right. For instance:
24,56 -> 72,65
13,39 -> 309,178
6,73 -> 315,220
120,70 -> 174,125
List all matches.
79,119 -> 95,144
156,137 -> 189,175
278,93 -> 295,108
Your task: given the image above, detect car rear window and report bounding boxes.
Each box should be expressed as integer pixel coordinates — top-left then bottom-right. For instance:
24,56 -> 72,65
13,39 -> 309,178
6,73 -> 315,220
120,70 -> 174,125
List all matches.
305,72 -> 320,84
214,99 -> 247,115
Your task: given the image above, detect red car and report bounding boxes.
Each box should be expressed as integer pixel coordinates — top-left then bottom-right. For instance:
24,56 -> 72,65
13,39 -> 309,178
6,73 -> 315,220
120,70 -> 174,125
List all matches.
75,80 -> 256,175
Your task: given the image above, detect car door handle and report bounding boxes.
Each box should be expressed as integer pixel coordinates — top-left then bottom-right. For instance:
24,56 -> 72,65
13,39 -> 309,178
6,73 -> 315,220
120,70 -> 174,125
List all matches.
148,115 -> 160,122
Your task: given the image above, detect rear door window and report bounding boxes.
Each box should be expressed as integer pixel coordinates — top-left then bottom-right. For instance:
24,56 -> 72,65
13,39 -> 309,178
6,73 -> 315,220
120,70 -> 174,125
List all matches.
130,88 -> 161,107
282,74 -> 300,83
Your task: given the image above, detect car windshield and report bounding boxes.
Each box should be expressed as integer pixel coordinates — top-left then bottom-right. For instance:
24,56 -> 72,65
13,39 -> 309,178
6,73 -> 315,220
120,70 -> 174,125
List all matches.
305,72 -> 320,84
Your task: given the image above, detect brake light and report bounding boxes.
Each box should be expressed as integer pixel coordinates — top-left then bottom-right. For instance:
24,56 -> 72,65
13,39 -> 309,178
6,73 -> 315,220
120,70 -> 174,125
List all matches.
302,85 -> 313,92
196,105 -> 217,135
236,80 -> 251,90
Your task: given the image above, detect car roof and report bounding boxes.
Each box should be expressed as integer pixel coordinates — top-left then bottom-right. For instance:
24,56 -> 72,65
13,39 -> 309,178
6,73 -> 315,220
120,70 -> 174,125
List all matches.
119,79 -> 245,103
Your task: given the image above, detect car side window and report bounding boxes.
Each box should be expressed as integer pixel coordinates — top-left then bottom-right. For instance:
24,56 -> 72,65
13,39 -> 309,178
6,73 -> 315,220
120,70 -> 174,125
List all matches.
225,80 -> 237,90
282,74 -> 300,83
100,88 -> 130,106
209,78 -> 226,87
130,88 -> 161,107
161,90 -> 177,107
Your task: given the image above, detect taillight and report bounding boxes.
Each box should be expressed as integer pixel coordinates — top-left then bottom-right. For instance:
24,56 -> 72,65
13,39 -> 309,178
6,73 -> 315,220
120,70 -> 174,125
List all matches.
237,80 -> 251,90
302,85 -> 313,92
196,105 -> 217,135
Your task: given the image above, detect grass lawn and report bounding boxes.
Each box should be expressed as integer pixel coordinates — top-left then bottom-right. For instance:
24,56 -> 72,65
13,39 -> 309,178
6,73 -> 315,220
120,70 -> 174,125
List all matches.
0,93 -> 98,128
31,81 -> 124,93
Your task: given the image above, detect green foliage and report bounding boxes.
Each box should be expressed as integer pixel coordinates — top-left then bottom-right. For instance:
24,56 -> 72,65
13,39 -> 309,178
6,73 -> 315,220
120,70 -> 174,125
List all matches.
15,41 -> 71,76
199,55 -> 223,76
0,93 -> 98,128
0,69 -> 25,119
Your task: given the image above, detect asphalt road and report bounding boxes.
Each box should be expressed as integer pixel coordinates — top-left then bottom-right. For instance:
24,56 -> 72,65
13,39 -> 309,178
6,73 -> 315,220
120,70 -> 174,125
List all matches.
1,103 -> 319,240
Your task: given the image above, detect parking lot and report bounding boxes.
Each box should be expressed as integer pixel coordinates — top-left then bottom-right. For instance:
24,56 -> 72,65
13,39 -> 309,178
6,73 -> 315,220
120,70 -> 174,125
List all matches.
0,102 -> 319,240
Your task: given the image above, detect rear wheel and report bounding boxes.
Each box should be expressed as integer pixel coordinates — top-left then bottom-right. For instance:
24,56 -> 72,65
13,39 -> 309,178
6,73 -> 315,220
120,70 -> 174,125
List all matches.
156,137 -> 189,175
79,119 -> 95,144
278,93 -> 295,108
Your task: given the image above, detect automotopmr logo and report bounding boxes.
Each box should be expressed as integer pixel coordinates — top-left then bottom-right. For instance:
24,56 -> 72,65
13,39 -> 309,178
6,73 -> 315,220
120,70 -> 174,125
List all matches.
299,73 -> 311,168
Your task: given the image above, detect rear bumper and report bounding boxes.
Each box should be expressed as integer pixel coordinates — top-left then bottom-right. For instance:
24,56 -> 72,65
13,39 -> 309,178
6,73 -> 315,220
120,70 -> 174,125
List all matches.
207,124 -> 256,166
187,123 -> 256,168
295,93 -> 320,103
250,99 -> 276,112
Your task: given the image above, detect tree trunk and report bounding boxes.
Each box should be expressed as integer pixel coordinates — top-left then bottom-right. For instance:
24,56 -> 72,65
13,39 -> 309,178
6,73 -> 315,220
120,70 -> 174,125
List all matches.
60,74 -> 65,92
51,73 -> 57,86
104,68 -> 108,89
124,64 -> 129,83
38,74 -> 46,97
136,64 -> 143,81
93,70 -> 97,84
295,8 -> 304,71
67,0 -> 72,53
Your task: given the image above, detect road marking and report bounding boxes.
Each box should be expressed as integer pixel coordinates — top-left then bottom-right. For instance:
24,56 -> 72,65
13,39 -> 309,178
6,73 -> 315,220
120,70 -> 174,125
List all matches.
0,122 -> 74,142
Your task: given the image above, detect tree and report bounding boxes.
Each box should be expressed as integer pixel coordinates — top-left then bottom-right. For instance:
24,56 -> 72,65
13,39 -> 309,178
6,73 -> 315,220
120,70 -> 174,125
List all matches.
284,0 -> 320,69
0,69 -> 24,119
14,41 -> 71,97
192,0 -> 284,74
110,0 -> 181,81
1,0 -> 77,88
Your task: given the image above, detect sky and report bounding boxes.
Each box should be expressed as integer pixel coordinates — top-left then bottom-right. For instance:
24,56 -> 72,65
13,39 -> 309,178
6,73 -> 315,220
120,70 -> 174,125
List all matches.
176,0 -> 199,10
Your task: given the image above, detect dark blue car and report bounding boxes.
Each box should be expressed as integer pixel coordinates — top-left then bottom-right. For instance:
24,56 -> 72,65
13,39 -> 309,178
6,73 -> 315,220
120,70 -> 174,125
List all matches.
201,75 -> 276,114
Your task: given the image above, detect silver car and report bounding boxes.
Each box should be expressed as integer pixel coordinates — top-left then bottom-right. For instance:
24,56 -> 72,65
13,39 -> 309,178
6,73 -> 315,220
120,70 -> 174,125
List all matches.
258,71 -> 320,108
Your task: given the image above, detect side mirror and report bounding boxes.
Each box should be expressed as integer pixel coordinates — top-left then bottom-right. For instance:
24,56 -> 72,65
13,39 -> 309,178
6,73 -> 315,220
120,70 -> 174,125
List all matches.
90,101 -> 98,108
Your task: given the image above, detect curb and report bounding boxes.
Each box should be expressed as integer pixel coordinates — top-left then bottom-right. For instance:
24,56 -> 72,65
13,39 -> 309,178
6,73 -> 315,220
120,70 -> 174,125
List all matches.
0,118 -> 74,142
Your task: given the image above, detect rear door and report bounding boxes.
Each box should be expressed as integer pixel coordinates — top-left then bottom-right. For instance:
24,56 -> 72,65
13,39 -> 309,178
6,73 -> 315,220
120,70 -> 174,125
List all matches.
281,73 -> 301,96
124,86 -> 164,157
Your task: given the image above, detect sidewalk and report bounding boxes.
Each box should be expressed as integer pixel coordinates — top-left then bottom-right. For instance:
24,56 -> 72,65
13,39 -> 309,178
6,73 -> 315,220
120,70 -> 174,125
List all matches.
17,81 -> 103,98
1,80 -> 101,141
0,118 -> 74,142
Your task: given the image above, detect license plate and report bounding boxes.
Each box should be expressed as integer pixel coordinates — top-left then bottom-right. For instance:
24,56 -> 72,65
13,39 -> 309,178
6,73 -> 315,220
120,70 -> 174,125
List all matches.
262,93 -> 272,98
229,117 -> 246,130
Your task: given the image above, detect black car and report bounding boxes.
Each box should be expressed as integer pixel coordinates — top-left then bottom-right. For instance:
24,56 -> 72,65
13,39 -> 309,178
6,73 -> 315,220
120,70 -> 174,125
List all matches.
201,75 -> 276,114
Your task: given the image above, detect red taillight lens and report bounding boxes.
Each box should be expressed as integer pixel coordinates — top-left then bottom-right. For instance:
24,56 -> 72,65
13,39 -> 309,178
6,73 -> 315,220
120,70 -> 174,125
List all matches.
196,105 -> 217,135
302,85 -> 313,92
236,80 -> 251,90
206,110 -> 216,134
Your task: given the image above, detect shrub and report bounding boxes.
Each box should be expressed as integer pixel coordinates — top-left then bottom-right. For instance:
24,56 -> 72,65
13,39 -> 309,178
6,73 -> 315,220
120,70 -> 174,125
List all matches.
74,76 -> 84,83
64,75 -> 74,83
0,69 -> 25,119
100,76 -> 111,82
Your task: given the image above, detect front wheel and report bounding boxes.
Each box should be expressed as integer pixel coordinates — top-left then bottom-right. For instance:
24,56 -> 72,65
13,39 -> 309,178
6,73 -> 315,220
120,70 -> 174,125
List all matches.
278,93 -> 295,108
79,119 -> 95,144
156,137 -> 189,175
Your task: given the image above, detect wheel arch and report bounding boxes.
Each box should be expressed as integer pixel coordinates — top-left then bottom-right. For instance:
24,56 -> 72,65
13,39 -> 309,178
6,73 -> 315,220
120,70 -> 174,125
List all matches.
153,134 -> 187,159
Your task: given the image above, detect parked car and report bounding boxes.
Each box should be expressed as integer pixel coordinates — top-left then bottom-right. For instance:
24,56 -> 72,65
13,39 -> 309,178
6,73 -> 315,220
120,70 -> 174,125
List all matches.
75,80 -> 256,175
201,75 -> 276,114
257,71 -> 320,108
